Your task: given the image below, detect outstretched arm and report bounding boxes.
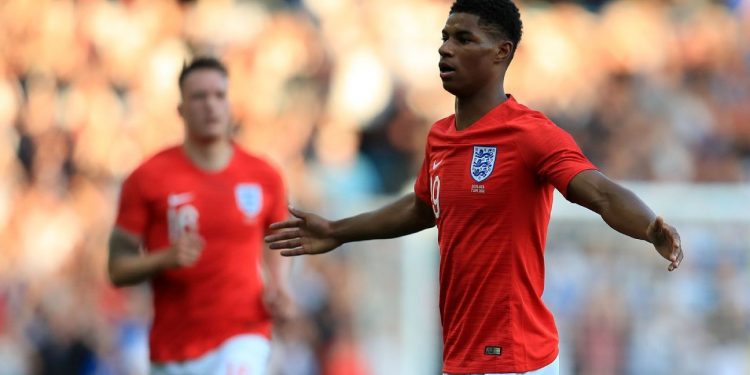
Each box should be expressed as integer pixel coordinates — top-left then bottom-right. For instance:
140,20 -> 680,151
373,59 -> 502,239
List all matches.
566,170 -> 684,271
265,193 -> 436,256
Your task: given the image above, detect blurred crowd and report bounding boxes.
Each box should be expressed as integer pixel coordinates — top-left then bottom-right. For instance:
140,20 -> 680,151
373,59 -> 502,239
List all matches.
0,0 -> 748,374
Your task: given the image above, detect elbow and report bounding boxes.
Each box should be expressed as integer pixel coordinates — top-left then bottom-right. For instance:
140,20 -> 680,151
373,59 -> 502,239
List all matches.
110,280 -> 127,288
110,278 -> 128,288
107,263 -> 130,288
569,190 -> 609,216
108,271 -> 127,288
587,196 -> 610,216
570,183 -> 614,216
567,170 -> 617,216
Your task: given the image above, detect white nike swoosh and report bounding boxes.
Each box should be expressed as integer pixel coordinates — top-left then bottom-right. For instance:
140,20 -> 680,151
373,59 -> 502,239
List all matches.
432,160 -> 443,170
168,192 -> 193,206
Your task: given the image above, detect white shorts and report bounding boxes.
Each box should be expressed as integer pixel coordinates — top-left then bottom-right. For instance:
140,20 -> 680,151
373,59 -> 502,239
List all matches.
444,355 -> 559,375
150,334 -> 271,375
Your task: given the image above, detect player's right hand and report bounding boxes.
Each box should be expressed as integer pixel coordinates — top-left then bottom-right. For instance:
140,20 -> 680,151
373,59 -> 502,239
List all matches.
265,207 -> 341,256
166,231 -> 205,268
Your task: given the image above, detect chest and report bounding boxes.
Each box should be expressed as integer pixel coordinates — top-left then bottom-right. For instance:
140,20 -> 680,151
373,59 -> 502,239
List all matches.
146,171 -> 269,240
427,141 -> 529,216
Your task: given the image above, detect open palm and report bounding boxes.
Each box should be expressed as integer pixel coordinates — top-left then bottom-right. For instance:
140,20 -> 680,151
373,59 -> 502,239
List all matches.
265,207 -> 341,256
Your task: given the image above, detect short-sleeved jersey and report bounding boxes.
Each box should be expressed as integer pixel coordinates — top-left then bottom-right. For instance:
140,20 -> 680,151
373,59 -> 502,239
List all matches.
414,96 -> 597,374
115,144 -> 287,362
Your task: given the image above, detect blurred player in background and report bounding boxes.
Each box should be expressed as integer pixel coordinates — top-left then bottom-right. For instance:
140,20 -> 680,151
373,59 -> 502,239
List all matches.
265,1 -> 684,374
108,57 -> 293,374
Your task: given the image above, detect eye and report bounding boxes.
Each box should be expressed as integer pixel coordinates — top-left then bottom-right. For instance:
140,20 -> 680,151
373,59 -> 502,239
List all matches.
441,34 -> 448,42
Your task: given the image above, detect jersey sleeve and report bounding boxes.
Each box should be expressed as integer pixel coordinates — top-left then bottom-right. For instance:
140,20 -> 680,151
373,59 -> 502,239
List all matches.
115,170 -> 149,237
519,122 -> 597,197
413,140 -> 431,205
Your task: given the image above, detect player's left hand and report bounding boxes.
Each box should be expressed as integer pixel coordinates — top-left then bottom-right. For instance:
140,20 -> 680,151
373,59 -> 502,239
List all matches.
646,216 -> 684,272
263,286 -> 297,324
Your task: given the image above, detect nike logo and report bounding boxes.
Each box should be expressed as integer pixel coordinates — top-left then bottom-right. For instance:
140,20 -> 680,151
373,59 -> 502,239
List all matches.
432,159 -> 443,170
168,192 -> 193,206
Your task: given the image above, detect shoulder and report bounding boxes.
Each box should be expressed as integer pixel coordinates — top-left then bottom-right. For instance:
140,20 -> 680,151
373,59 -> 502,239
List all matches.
503,98 -> 557,130
430,114 -> 455,133
127,145 -> 183,181
425,115 -> 455,144
505,101 -> 571,142
233,145 -> 284,181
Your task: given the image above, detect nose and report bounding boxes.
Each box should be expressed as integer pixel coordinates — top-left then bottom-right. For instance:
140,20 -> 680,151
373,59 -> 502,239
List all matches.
438,40 -> 452,57
206,94 -> 222,110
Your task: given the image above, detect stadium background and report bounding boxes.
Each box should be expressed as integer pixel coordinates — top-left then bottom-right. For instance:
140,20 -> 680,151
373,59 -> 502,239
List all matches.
0,0 -> 748,374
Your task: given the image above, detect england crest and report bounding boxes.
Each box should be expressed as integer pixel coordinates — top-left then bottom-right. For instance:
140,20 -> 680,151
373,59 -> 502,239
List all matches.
470,146 -> 497,182
235,183 -> 263,217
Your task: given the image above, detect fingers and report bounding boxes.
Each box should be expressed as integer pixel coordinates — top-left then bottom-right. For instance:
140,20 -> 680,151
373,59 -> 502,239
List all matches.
264,291 -> 298,325
649,215 -> 686,272
668,249 -> 684,271
269,218 -> 304,230
267,238 -> 303,250
177,245 -> 203,267
264,230 -> 301,243
185,232 -> 205,249
668,242 -> 683,271
668,231 -> 681,261
288,206 -> 306,219
182,249 -> 202,266
173,231 -> 205,267
666,226 -> 683,272
280,247 -> 310,257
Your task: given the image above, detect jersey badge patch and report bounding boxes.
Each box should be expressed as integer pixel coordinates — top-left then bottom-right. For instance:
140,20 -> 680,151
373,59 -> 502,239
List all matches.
471,146 -> 497,182
235,183 -> 263,217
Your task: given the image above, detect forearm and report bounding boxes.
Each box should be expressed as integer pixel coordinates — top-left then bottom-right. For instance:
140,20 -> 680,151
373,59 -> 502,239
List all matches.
332,193 -> 435,244
108,250 -> 171,287
567,171 -> 656,242
597,184 -> 655,241
108,228 -> 170,287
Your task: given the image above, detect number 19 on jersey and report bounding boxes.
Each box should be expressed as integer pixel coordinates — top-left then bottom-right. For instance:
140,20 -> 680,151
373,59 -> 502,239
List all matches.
430,175 -> 440,219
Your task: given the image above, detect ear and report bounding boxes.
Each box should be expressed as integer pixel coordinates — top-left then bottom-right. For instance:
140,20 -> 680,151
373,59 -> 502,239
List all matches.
495,40 -> 514,63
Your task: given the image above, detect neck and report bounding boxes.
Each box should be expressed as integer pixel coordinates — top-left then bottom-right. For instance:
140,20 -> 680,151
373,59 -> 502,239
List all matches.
454,83 -> 507,131
182,137 -> 234,172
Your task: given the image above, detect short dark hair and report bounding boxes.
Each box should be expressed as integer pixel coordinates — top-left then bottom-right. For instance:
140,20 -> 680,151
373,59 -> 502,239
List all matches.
449,0 -> 523,52
178,56 -> 228,91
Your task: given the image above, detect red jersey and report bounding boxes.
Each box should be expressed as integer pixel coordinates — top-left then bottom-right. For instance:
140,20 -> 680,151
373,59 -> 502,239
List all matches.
115,144 -> 287,362
414,96 -> 596,373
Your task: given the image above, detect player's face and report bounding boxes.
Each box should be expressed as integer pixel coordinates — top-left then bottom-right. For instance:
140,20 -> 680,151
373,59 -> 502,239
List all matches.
178,69 -> 231,142
438,13 -> 509,97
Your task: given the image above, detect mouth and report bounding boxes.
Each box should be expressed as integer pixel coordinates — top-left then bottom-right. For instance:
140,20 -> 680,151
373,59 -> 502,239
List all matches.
205,115 -> 223,125
439,62 -> 456,79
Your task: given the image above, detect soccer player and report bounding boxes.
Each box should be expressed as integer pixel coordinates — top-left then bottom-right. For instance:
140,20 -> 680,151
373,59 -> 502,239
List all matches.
108,57 -> 293,374
265,1 -> 684,374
